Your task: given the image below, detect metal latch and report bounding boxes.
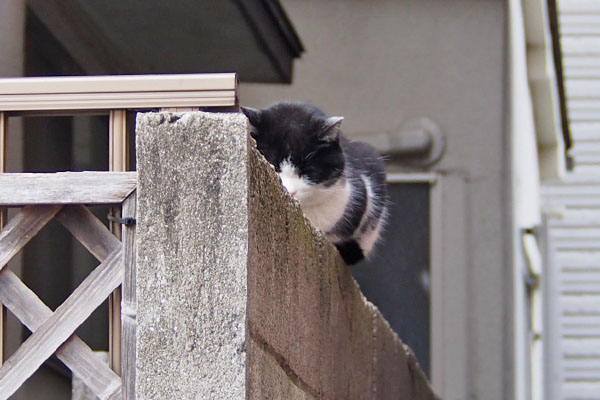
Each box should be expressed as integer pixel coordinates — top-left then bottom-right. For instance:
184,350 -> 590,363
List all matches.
107,214 -> 136,226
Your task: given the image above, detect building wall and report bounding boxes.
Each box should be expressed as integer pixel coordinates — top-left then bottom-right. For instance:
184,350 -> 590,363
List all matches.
541,2 -> 600,398
240,1 -> 511,399
0,0 -> 25,77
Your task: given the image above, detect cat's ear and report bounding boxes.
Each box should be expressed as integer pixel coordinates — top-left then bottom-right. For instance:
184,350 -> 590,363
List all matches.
319,116 -> 344,142
241,106 -> 262,127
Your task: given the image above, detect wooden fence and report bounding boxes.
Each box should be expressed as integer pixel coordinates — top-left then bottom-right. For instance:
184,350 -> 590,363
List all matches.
0,174 -> 136,400
0,73 -> 237,399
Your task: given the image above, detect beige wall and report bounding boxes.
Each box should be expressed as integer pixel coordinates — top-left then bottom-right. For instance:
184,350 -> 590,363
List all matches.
241,1 -> 512,399
240,0 -> 506,174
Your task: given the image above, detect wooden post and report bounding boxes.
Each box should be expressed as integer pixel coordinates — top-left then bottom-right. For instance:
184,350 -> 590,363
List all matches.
108,110 -> 128,376
121,192 -> 136,400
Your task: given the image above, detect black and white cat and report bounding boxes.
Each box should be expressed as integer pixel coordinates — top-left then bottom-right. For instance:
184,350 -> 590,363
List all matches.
242,101 -> 387,265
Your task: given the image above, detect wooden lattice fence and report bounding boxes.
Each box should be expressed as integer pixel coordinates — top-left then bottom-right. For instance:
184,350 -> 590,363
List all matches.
0,73 -> 237,399
0,172 -> 136,400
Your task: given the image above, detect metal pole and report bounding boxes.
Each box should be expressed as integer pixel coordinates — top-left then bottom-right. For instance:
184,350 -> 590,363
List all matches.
108,109 -> 128,375
0,112 -> 6,365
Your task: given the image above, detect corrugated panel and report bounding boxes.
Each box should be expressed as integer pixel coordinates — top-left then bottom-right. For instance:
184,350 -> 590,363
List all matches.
542,2 -> 600,397
542,185 -> 600,399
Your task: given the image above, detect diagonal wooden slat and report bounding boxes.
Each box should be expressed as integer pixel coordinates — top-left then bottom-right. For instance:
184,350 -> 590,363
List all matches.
0,269 -> 121,400
1,204 -> 121,398
0,247 -> 123,399
56,205 -> 120,261
0,205 -> 62,270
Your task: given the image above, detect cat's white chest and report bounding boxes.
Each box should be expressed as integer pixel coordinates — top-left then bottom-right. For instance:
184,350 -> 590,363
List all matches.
278,160 -> 350,233
299,179 -> 350,234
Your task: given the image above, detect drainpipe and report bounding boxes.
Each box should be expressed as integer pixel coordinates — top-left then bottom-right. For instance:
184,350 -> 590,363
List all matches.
355,117 -> 446,167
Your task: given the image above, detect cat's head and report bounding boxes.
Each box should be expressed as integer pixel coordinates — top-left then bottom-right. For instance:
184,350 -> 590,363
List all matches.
241,102 -> 345,204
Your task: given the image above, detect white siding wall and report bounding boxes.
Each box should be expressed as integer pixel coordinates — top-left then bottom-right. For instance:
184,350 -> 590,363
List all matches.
543,175 -> 600,399
542,176 -> 600,399
542,1 -> 600,398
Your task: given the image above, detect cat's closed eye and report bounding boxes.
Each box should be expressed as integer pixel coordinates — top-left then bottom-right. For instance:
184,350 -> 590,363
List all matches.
304,151 -> 317,162
304,143 -> 330,161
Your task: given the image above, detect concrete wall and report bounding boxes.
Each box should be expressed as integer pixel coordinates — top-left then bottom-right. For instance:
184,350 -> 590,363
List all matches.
240,1 -> 511,398
135,111 -> 437,399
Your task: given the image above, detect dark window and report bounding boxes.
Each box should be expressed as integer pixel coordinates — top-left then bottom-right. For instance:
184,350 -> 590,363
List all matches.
353,182 -> 431,376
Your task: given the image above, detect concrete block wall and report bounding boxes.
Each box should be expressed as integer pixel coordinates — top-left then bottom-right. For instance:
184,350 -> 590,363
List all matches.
135,111 -> 437,399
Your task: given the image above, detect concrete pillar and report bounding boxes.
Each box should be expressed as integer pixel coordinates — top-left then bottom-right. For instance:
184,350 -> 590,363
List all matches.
136,112 -> 249,399
135,111 -> 437,399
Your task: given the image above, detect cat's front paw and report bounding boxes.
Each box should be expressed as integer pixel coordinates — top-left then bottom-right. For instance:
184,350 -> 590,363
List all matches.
335,240 -> 364,265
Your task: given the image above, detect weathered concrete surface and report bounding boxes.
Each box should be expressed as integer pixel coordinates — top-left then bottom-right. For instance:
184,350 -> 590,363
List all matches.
247,145 -> 438,400
247,147 -> 375,399
247,339 -> 313,400
136,112 -> 249,399
373,313 -> 413,399
136,111 -> 437,399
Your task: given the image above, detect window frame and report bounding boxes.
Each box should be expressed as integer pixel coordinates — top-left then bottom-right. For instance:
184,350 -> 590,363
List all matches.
385,172 -> 443,386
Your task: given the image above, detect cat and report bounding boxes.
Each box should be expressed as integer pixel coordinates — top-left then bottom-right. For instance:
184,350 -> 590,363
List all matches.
241,101 -> 387,265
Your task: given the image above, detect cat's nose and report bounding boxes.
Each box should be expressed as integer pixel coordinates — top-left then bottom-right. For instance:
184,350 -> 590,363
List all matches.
289,190 -> 298,197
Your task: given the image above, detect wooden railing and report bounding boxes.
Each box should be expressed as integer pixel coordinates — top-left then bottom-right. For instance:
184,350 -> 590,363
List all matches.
0,73 -> 237,400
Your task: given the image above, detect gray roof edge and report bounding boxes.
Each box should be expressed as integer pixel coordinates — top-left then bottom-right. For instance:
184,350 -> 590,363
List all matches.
234,0 -> 304,83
